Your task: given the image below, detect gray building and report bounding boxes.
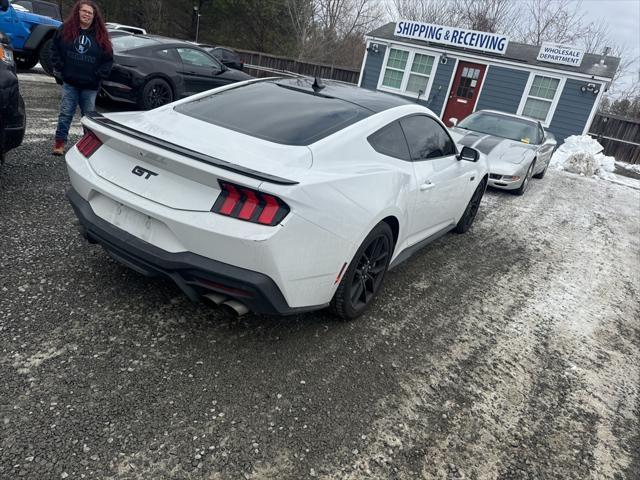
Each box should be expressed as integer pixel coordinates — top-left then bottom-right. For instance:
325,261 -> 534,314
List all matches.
360,21 -> 619,142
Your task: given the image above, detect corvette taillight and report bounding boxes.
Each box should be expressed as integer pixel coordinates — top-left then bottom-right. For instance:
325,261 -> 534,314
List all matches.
76,130 -> 102,158
212,181 -> 290,226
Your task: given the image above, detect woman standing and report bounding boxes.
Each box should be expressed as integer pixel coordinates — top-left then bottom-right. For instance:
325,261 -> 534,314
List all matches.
51,1 -> 112,155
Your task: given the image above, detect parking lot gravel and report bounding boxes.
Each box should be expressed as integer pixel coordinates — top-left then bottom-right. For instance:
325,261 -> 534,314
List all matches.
1,71 -> 639,479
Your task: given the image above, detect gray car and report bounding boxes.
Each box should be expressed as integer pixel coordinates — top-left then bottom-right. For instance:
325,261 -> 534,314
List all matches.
449,110 -> 556,195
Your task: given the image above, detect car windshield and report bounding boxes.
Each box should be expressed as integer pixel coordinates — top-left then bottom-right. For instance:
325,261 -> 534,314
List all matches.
112,35 -> 158,52
174,80 -> 372,146
458,112 -> 538,143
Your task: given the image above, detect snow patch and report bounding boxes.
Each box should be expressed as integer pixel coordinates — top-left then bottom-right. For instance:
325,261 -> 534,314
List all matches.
551,135 -> 615,177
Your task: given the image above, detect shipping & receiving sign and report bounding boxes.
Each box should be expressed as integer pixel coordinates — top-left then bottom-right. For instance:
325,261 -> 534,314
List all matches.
395,20 -> 509,55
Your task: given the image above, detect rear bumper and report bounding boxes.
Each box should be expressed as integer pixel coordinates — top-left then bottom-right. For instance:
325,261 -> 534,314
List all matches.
66,187 -> 325,315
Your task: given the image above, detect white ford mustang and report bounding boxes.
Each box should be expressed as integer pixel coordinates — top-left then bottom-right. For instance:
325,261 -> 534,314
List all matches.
65,78 -> 489,319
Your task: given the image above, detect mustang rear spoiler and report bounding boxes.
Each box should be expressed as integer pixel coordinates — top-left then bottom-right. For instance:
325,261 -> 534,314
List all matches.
84,111 -> 299,186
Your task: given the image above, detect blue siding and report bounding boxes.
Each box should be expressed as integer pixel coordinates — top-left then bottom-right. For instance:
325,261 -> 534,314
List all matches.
425,60 -> 454,115
475,66 -> 529,113
548,79 -> 600,142
360,44 -> 386,90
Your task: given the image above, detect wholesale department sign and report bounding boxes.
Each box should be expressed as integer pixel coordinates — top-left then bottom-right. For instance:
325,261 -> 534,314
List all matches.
394,20 -> 509,55
537,43 -> 584,66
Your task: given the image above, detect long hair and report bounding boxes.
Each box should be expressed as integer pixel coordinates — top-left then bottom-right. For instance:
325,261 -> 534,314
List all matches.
60,1 -> 112,54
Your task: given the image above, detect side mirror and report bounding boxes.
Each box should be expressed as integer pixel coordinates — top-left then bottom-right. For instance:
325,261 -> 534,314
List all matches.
448,117 -> 458,127
0,0 -> 10,12
458,146 -> 479,162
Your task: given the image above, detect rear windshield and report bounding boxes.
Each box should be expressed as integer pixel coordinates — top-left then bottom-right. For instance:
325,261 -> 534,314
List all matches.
174,81 -> 372,146
112,35 -> 158,52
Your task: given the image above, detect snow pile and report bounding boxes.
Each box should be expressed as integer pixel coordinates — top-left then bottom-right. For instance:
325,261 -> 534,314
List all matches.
551,135 -> 615,177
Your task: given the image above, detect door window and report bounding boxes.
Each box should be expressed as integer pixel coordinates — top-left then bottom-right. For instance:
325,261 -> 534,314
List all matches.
400,115 -> 457,161
367,121 -> 411,161
455,67 -> 481,99
177,48 -> 219,68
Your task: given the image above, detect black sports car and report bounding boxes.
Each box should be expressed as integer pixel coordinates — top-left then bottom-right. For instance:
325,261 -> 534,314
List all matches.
100,35 -> 252,110
0,31 -> 26,158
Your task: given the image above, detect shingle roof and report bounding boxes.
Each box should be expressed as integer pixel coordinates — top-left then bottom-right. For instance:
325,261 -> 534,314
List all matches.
367,22 -> 619,80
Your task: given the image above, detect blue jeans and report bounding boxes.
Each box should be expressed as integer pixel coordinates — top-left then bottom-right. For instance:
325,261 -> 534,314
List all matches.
55,83 -> 97,142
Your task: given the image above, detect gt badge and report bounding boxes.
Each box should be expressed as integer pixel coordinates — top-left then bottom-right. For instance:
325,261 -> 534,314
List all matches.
132,165 -> 158,179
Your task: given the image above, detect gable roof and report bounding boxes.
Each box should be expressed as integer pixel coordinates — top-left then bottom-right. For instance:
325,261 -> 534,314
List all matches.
367,22 -> 619,80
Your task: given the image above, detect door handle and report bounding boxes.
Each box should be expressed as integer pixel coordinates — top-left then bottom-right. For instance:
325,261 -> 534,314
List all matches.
420,181 -> 435,191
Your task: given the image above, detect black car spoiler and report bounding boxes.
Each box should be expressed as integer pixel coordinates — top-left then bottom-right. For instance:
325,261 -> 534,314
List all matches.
84,111 -> 299,186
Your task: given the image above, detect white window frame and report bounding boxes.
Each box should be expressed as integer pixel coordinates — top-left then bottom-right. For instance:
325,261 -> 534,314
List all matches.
377,45 -> 440,100
517,72 -> 566,127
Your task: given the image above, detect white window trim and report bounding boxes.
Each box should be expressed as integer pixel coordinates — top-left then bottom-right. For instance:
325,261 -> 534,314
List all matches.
517,73 -> 566,127
365,36 -> 614,83
377,45 -> 440,101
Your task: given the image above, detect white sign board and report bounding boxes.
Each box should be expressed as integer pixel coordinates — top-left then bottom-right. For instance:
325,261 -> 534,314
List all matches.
537,43 -> 584,67
395,20 -> 509,55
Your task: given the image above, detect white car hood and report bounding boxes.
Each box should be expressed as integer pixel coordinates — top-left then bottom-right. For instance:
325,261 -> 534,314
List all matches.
450,128 -> 536,165
105,108 -> 314,175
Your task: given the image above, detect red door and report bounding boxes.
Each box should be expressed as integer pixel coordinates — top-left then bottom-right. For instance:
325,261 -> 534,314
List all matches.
442,61 -> 487,126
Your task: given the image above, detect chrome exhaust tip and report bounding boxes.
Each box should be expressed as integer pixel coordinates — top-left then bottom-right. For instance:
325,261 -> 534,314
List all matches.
220,299 -> 250,317
203,292 -> 228,306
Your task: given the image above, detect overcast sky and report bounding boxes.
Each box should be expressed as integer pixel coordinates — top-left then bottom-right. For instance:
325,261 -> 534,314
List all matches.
578,0 -> 640,92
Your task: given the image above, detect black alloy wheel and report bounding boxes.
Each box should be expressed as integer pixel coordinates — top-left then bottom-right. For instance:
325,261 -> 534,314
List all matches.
139,78 -> 173,110
454,178 -> 487,234
331,222 -> 393,320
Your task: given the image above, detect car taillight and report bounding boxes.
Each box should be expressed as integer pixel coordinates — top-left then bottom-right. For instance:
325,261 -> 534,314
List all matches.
76,130 -> 102,158
212,181 -> 290,226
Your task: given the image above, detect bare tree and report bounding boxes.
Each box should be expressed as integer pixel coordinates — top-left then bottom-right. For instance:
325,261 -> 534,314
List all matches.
303,0 -> 382,65
515,0 -> 588,45
286,0 -> 316,59
449,0 -> 517,34
385,0 -> 449,23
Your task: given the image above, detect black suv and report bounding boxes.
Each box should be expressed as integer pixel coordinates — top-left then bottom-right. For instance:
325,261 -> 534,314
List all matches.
12,0 -> 61,20
0,31 -> 26,158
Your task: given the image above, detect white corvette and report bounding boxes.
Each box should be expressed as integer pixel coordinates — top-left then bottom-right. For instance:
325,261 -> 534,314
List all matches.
65,78 -> 489,319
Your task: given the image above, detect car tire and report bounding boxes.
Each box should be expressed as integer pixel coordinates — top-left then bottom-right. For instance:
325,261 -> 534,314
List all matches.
15,55 -> 39,71
454,177 -> 487,234
331,222 -> 393,320
38,38 -> 54,76
138,78 -> 173,110
513,160 -> 535,196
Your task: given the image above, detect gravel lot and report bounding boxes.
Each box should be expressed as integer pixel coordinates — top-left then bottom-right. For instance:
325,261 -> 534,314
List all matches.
1,72 -> 639,480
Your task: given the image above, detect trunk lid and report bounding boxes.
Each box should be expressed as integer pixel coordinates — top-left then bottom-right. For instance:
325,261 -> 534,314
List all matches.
81,109 -> 311,211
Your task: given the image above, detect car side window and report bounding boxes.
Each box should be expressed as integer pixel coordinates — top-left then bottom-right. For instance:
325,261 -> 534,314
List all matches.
367,121 -> 411,161
399,115 -> 457,161
155,48 -> 179,63
177,48 -> 220,69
